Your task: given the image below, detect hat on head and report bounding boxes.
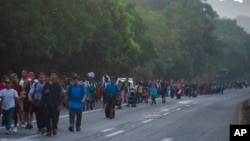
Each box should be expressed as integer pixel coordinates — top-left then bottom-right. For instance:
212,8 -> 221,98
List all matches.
28,72 -> 35,77
5,79 -> 11,83
10,73 -> 18,78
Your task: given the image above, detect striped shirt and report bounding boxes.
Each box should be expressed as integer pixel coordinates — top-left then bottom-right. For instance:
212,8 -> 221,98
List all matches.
43,82 -> 62,106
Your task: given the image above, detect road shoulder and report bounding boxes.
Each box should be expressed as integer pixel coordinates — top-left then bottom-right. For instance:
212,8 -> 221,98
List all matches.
239,99 -> 250,124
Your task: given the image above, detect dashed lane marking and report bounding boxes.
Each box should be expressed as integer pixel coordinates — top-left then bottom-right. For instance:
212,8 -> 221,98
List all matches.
101,127 -> 116,133
161,137 -> 174,141
142,119 -> 153,123
175,108 -> 181,111
163,112 -> 169,116
106,130 -> 125,137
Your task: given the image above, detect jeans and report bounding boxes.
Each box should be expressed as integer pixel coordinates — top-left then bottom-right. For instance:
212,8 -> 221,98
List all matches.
2,107 -> 15,131
69,108 -> 82,129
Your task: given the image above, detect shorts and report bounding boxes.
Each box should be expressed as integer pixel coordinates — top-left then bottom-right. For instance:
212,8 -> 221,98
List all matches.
23,102 -> 33,113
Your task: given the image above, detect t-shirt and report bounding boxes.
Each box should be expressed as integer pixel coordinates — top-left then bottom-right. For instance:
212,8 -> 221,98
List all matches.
68,84 -> 87,110
29,82 -> 45,100
0,88 -> 18,110
150,81 -> 157,90
106,83 -> 118,97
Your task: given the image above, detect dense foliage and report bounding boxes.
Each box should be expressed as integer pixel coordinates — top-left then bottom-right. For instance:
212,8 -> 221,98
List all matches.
1,0 -> 249,81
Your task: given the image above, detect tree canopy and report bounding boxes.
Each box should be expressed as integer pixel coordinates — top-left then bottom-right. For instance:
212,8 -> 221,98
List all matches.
1,0 -> 250,81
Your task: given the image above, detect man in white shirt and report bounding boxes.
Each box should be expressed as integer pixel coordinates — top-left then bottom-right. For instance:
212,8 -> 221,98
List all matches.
0,79 -> 19,135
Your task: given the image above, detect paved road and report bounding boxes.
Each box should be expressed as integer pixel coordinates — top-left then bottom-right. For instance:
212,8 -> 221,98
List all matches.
0,88 -> 250,141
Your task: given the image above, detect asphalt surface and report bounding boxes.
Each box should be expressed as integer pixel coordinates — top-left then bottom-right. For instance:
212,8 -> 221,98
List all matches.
0,88 -> 250,141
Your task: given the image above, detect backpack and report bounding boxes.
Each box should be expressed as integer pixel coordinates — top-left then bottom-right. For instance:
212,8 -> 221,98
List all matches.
32,83 -> 44,107
89,83 -> 95,94
137,85 -> 143,94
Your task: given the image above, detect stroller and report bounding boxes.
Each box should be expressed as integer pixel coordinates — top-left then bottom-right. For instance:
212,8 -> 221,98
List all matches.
127,87 -> 137,107
141,87 -> 149,103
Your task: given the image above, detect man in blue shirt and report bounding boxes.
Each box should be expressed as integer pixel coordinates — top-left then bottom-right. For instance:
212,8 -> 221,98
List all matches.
67,76 -> 87,132
105,76 -> 118,119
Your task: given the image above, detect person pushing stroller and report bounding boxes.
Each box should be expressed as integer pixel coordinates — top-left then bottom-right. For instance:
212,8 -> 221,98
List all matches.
126,87 -> 137,107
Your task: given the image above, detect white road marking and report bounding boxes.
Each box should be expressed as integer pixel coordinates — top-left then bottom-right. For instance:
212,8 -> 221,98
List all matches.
101,127 -> 115,133
163,112 -> 169,116
1,134 -> 41,141
142,119 -> 153,123
176,108 -> 181,111
178,100 -> 192,104
106,130 -> 125,137
161,137 -> 174,141
161,109 -> 169,112
0,109 -> 103,129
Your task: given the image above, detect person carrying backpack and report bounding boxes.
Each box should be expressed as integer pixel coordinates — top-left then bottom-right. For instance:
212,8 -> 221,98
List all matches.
105,76 -> 118,119
86,81 -> 95,110
67,76 -> 87,132
28,72 -> 46,134
137,83 -> 143,103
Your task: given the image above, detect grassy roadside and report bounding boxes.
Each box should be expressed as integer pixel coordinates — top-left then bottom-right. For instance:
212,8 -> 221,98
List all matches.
239,99 -> 250,124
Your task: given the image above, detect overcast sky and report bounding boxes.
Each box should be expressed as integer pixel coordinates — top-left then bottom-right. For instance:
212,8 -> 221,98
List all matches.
206,0 -> 250,19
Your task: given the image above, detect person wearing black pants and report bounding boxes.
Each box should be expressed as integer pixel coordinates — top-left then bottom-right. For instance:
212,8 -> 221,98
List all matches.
68,108 -> 82,131
42,70 -> 62,136
28,72 -> 47,134
105,77 -> 118,119
32,106 -> 46,133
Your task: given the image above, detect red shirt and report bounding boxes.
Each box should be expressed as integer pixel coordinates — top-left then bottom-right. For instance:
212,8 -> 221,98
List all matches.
12,83 -> 22,96
0,83 -> 5,90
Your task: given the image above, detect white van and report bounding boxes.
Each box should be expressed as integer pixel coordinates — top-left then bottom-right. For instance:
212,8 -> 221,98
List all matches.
116,77 -> 134,87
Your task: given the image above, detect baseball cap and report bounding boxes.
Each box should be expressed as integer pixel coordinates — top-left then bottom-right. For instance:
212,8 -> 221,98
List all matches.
10,73 -> 18,78
5,79 -> 11,83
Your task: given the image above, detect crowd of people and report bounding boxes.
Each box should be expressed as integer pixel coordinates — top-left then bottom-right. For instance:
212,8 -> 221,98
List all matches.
0,70 -> 88,135
0,69 -> 247,136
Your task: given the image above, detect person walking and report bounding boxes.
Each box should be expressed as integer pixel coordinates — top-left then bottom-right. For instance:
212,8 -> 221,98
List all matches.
10,73 -> 23,133
42,70 -> 62,136
23,71 -> 36,129
0,79 -> 19,135
105,76 -> 118,119
149,79 -> 157,105
18,69 -> 29,128
67,76 -> 87,132
0,75 -> 9,126
28,72 -> 46,134
86,81 -> 95,110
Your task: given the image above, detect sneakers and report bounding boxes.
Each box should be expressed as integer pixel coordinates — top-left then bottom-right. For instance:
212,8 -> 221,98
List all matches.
46,132 -> 52,136
12,127 -> 18,133
19,122 -> 26,128
52,128 -> 57,135
25,124 -> 33,129
46,128 -> 57,136
76,128 -> 80,132
68,126 -> 74,132
5,130 -> 10,135
41,128 -> 46,135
